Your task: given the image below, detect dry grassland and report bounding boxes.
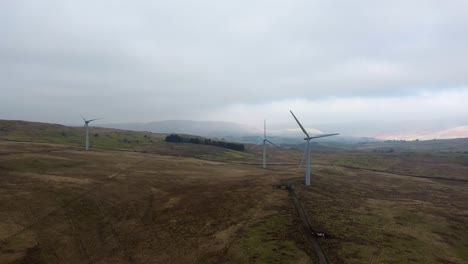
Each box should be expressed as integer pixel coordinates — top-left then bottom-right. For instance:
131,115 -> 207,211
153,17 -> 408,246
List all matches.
292,153 -> 468,263
1,139 -> 467,264
0,141 -> 312,264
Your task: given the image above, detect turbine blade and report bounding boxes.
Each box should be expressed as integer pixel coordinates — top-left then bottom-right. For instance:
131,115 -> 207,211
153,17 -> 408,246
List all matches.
309,133 -> 339,139
264,119 -> 266,139
249,140 -> 264,150
290,110 -> 310,138
88,118 -> 103,122
265,139 -> 280,148
81,115 -> 86,122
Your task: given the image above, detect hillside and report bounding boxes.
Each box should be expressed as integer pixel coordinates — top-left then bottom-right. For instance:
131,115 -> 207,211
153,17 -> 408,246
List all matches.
3,120 -> 467,155
0,120 -> 163,149
0,120 -> 252,161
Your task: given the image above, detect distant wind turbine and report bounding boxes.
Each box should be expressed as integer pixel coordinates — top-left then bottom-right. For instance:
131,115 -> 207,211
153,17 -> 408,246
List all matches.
250,120 -> 279,169
290,110 -> 338,186
82,116 -> 103,151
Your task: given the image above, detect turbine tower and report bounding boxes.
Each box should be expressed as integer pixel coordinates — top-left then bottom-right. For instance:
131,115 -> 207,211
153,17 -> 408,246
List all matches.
82,116 -> 102,151
250,120 -> 279,169
290,110 -> 338,186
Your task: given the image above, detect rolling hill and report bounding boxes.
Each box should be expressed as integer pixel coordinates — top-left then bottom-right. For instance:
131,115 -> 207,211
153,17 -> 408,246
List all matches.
0,119 -> 255,162
2,119 -> 467,154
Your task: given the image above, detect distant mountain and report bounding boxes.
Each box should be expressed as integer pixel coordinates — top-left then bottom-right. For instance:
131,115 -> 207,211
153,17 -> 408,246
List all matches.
102,120 -> 381,144
101,120 -> 262,138
302,118 -> 468,140
102,119 -> 468,142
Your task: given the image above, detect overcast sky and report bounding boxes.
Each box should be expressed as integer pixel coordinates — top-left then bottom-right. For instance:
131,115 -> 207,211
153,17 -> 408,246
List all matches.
1,0 -> 467,134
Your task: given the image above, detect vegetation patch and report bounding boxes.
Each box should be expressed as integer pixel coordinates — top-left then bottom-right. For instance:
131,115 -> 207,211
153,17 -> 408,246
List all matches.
0,158 -> 87,174
297,164 -> 468,264
165,134 -> 245,151
229,213 -> 310,264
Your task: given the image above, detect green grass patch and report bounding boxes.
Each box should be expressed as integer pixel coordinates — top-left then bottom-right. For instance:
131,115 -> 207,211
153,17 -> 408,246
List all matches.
0,158 -> 87,174
231,214 -> 310,264
198,149 -> 252,161
0,120 -> 164,151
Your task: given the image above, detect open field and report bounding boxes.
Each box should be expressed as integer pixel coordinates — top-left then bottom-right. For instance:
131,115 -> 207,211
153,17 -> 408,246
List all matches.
1,120 -> 468,263
0,141 -> 315,264
312,152 -> 468,181
280,150 -> 468,263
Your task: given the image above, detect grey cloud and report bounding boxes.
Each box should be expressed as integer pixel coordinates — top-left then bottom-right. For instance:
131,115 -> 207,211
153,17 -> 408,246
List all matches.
0,0 -> 467,124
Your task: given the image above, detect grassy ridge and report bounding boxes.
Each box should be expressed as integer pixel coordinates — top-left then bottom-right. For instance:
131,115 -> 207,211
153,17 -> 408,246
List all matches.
0,120 -> 253,162
0,120 -> 163,150
0,120 -> 239,153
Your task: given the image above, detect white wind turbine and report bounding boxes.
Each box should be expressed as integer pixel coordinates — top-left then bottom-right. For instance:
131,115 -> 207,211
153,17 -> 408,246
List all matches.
82,116 -> 103,151
250,120 -> 279,169
290,110 -> 338,186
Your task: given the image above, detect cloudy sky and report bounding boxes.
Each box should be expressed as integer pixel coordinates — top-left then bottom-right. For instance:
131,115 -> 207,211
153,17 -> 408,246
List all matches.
1,0 -> 467,137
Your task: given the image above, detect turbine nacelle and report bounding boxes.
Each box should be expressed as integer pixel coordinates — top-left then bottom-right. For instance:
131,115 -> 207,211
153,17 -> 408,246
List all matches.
304,133 -> 340,141
82,117 -> 103,124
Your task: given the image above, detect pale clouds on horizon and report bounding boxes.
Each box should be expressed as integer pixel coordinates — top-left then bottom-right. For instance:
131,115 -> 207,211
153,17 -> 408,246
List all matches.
203,88 -> 468,127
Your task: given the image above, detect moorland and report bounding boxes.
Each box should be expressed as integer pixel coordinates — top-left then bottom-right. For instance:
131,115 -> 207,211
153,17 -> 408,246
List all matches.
0,120 -> 467,264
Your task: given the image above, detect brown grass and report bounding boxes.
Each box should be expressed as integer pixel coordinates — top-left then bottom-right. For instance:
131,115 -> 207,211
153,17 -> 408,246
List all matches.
0,141 -> 312,264
293,163 -> 468,263
1,138 -> 467,264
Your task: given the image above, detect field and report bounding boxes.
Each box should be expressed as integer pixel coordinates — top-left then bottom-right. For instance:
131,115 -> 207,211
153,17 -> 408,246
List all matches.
0,120 -> 468,263
296,152 -> 468,263
0,141 -> 314,264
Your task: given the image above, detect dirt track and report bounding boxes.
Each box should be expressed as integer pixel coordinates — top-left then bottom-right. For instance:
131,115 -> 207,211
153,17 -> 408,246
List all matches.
286,181 -> 329,264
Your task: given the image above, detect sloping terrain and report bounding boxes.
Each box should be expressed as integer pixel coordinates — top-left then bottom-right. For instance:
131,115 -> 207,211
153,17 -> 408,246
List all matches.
0,120 -> 163,150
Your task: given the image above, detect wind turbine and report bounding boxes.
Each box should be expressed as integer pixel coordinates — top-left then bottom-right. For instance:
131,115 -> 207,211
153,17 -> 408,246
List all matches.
250,120 -> 279,169
290,110 -> 338,186
82,116 -> 102,151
